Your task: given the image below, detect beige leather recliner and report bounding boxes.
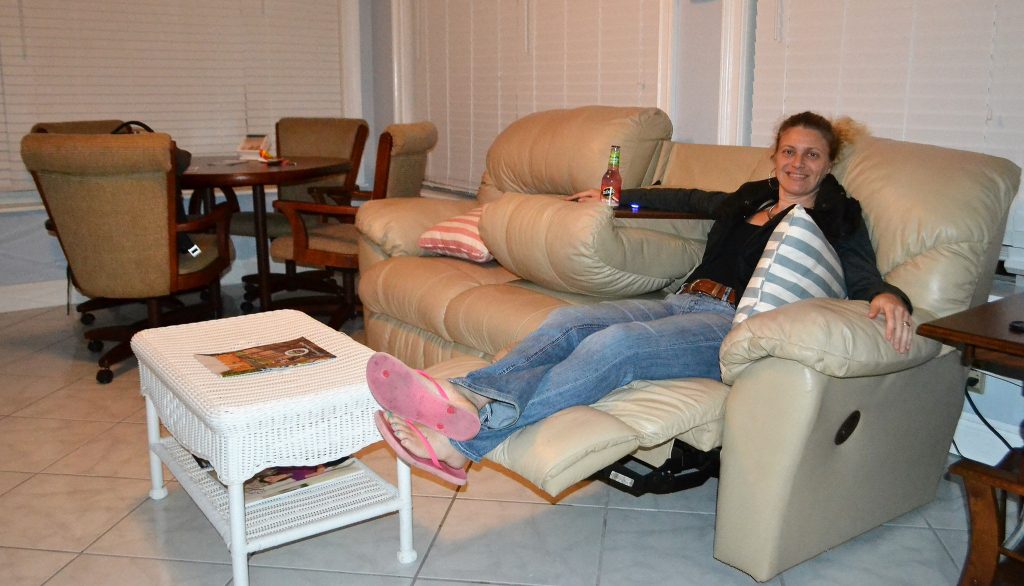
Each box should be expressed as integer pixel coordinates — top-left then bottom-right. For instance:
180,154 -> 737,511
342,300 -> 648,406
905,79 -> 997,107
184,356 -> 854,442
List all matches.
354,106 -> 1022,581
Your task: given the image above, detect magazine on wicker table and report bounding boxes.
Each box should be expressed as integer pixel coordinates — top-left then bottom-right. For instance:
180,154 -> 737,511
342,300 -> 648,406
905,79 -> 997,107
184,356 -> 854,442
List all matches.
192,455 -> 357,503
194,337 -> 335,377
241,457 -> 357,503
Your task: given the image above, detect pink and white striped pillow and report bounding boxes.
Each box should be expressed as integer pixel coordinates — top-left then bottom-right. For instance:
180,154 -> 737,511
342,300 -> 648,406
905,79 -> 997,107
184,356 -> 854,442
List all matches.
417,206 -> 493,263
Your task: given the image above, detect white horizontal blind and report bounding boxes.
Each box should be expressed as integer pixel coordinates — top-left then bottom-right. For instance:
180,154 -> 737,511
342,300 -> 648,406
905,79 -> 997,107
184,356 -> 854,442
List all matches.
411,0 -> 662,193
750,0 -> 1024,170
0,0 -> 347,194
240,0 -> 344,134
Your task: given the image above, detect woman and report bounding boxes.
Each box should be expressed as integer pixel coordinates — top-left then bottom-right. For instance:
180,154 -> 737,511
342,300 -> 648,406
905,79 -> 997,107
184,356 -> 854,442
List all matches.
368,111 -> 914,485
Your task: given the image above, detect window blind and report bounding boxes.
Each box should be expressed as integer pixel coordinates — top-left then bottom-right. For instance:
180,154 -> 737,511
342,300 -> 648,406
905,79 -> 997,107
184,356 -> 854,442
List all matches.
0,0 -> 347,194
410,0 -> 662,194
750,0 -> 1024,170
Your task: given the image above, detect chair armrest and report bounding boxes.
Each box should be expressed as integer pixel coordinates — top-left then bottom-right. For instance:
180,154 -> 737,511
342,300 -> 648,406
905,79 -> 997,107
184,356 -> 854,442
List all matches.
308,185 -> 369,207
177,200 -> 234,259
719,298 -> 943,384
272,200 -> 360,254
355,197 -> 480,258
177,200 -> 233,233
273,199 -> 360,219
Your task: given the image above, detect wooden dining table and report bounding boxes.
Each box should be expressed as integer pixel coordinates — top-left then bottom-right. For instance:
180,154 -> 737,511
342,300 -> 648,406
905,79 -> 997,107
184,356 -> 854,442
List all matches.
180,156 -> 351,312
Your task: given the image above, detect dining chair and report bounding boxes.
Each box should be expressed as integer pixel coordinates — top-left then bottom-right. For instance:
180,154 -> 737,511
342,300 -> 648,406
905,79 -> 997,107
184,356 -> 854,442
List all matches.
230,117 -> 369,311
269,121 -> 438,328
21,132 -> 234,383
30,120 -> 147,324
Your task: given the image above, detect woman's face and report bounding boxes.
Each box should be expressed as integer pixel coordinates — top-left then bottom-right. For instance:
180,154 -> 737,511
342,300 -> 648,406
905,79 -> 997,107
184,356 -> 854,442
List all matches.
772,126 -> 832,200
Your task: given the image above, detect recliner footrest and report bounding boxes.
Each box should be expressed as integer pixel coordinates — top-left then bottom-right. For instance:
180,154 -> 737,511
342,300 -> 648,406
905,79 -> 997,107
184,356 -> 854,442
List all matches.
591,439 -> 720,496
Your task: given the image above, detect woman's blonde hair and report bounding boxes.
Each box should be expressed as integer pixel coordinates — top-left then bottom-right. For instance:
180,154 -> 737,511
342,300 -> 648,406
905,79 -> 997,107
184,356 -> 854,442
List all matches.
772,111 -> 869,164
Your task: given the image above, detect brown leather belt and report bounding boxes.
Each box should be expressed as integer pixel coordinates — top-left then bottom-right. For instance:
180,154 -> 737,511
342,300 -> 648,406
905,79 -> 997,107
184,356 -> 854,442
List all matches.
679,278 -> 738,307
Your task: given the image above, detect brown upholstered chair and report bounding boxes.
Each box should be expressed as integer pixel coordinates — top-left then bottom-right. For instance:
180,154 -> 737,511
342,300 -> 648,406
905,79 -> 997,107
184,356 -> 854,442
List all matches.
21,132 -> 234,383
229,117 -> 369,309
270,121 -> 438,328
31,120 -> 143,324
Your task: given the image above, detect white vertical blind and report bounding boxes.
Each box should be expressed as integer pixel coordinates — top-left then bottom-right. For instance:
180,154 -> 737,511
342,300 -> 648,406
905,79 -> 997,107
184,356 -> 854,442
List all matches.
411,0 -> 663,193
0,0 -> 348,194
750,0 -> 1024,171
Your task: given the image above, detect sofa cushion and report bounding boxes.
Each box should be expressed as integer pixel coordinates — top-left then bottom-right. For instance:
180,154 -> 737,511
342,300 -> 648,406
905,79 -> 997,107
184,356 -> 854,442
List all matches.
733,205 -> 846,324
476,106 -> 673,204
417,206 -> 493,262
479,194 -> 704,297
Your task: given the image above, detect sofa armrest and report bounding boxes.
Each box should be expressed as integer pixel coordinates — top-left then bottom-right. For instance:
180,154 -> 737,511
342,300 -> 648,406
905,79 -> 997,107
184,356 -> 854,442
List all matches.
480,194 -> 705,297
355,197 -> 479,259
719,298 -> 942,384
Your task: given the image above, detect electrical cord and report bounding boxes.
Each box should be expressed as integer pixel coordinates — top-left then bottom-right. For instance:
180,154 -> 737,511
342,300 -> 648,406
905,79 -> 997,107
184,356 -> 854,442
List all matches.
963,375 -> 1014,451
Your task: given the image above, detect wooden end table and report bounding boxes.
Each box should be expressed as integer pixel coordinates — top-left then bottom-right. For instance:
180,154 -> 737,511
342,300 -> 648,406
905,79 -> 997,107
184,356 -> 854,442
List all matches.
917,294 -> 1024,585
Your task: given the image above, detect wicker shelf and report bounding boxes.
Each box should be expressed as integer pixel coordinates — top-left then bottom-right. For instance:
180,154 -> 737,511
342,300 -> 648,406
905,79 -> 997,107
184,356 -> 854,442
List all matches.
154,436 -> 403,553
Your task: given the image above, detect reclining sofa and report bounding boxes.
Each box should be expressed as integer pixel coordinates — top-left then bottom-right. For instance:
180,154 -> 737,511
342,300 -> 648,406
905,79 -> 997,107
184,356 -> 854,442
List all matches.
354,106 -> 1021,580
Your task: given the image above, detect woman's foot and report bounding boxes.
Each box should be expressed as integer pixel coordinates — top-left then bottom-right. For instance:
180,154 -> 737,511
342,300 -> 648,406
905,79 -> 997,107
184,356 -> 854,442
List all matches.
384,411 -> 470,470
366,352 -> 481,441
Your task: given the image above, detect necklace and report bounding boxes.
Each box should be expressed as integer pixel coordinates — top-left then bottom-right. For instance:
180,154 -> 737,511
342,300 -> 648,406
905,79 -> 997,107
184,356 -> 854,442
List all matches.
766,203 -> 778,220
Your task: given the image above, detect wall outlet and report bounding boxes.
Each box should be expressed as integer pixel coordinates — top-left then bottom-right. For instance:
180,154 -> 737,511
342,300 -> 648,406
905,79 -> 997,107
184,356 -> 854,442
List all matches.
967,369 -> 986,394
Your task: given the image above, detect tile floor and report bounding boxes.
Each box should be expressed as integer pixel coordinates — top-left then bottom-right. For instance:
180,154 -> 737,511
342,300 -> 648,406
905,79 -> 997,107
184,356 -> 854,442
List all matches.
0,291 -> 998,585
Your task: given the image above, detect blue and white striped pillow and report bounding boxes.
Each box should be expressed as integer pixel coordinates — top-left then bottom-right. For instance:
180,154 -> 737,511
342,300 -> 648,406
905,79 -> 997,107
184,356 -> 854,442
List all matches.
733,205 -> 846,324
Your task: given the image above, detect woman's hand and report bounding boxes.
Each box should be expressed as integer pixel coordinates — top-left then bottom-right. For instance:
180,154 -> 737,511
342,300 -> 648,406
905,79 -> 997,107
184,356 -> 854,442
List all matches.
868,292 -> 913,354
565,189 -> 601,203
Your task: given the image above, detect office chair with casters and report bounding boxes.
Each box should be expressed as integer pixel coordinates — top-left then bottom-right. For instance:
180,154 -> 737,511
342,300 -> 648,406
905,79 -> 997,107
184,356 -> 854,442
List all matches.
228,117 -> 369,311
270,121 -> 438,328
21,132 -> 234,383
31,120 -> 155,324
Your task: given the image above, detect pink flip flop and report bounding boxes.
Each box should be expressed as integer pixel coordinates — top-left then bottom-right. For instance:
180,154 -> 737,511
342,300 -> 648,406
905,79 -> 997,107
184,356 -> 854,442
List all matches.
374,411 -> 468,486
366,352 -> 480,441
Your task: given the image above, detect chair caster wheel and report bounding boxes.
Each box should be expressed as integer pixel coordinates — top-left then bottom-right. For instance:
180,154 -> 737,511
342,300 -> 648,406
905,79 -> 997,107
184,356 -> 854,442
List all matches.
240,301 -> 255,314
96,369 -> 113,384
80,312 -> 95,325
88,340 -> 104,352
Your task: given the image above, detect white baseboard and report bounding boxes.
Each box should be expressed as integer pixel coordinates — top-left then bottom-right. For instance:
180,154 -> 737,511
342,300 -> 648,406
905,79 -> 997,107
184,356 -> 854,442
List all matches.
951,411 -> 1023,465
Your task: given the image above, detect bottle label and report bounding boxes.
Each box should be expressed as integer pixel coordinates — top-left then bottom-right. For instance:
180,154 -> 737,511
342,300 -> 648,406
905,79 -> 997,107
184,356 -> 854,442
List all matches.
602,186 -> 619,206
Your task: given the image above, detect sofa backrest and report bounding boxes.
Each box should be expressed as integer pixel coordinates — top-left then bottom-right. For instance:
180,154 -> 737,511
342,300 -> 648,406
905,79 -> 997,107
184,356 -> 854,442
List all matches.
834,135 -> 1019,316
648,133 -> 1021,318
476,106 -> 673,204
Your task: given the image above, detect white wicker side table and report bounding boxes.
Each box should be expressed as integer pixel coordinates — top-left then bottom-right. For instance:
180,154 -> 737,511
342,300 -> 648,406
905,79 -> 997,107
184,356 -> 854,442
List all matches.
131,310 -> 415,586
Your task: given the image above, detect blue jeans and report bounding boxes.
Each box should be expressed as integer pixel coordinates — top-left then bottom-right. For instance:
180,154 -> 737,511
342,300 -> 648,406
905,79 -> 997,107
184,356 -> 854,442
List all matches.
449,293 -> 735,461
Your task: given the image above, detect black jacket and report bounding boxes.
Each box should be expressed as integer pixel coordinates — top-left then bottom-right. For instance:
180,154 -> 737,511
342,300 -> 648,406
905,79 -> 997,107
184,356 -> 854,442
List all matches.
621,176 -> 913,312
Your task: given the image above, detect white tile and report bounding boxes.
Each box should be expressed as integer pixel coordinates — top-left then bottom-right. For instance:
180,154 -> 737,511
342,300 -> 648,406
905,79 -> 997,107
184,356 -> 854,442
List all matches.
0,336 -> 103,382
48,422 -> 173,479
418,498 -> 605,585
250,495 -> 449,576
0,474 -> 150,551
0,471 -> 31,496
0,546 -> 76,586
0,417 -> 114,472
602,508 -> 773,585
0,373 -> 69,415
248,566 -> 412,586
87,484 -> 229,563
781,524 -> 960,585
934,528 -> 968,570
12,381 -> 144,421
0,307 -> 51,330
46,554 -> 232,586
352,443 -> 459,498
